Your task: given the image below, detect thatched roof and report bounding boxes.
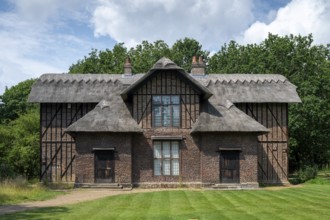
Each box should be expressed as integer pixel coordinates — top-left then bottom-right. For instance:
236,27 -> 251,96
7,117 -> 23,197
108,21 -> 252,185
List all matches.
191,101 -> 269,134
28,73 -> 300,104
66,99 -> 142,133
200,74 -> 301,103
121,57 -> 213,100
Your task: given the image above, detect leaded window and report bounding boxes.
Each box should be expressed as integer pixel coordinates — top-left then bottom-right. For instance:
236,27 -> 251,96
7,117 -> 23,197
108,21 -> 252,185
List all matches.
154,141 -> 180,176
152,95 -> 180,127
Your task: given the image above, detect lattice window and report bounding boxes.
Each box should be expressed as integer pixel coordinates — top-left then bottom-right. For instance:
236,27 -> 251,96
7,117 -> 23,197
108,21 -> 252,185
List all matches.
152,95 -> 180,127
154,141 -> 180,176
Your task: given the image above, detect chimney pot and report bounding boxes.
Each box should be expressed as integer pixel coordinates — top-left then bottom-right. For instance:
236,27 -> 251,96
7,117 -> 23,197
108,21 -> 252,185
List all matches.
124,56 -> 132,76
198,56 -> 204,64
192,55 -> 198,64
191,56 -> 206,76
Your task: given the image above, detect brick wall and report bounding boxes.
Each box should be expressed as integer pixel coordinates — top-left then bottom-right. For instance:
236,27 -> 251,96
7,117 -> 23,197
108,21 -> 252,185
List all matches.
74,133 -> 132,184
200,133 -> 258,185
74,130 -> 258,187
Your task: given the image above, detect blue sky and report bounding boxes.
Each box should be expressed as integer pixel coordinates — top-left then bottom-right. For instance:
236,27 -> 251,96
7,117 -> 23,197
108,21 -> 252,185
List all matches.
0,0 -> 329,95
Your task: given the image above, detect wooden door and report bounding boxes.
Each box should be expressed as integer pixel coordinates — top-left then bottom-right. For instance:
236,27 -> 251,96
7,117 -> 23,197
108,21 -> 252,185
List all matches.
95,151 -> 114,183
220,151 -> 239,183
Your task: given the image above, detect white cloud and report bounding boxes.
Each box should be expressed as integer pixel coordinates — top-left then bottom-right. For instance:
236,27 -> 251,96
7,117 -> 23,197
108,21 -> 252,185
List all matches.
0,0 -> 107,95
240,0 -> 330,44
91,0 -> 255,49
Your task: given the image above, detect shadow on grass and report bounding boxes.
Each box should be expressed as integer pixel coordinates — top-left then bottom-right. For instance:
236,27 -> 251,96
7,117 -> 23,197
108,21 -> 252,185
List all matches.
0,207 -> 69,220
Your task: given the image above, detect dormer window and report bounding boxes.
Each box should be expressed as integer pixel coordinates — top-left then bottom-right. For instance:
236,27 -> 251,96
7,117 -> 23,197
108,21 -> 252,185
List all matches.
152,95 -> 180,127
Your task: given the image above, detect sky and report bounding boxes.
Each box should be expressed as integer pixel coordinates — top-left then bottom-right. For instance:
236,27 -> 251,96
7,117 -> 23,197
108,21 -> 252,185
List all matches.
0,0 -> 329,95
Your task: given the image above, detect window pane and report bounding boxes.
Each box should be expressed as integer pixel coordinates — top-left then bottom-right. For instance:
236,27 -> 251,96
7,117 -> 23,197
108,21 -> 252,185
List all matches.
154,159 -> 161,176
171,96 -> 180,104
171,142 -> 179,158
172,159 -> 179,175
162,96 -> 171,105
153,106 -> 162,127
162,106 -> 171,127
163,142 -> 170,158
154,141 -> 162,158
152,96 -> 161,105
172,105 -> 180,127
163,160 -> 171,175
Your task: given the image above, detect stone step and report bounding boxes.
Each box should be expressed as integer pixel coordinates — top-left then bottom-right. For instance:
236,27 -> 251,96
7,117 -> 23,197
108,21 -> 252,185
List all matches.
75,183 -> 125,189
211,184 -> 242,190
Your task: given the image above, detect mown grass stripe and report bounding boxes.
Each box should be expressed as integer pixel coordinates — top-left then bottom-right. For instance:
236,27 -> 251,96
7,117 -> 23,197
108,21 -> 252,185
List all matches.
169,190 -> 195,218
252,190 -> 303,219
202,191 -> 231,220
186,191 -> 227,219
145,191 -> 171,220
117,192 -> 154,219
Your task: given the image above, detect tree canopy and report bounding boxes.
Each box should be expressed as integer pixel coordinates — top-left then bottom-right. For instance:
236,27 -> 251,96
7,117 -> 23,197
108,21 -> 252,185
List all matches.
0,79 -> 39,179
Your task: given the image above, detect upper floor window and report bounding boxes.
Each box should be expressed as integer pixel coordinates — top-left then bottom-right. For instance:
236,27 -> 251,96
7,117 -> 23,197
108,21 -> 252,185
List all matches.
152,95 -> 180,127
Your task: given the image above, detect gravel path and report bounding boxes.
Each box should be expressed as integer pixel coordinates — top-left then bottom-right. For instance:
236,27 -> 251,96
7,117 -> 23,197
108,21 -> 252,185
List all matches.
0,188 -> 175,215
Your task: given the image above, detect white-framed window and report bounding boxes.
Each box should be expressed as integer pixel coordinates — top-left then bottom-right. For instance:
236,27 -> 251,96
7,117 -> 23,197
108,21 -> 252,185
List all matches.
153,140 -> 180,176
152,95 -> 180,127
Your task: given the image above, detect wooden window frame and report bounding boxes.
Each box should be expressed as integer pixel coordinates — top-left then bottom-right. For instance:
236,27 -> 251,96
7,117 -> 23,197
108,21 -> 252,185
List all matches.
152,95 -> 181,128
153,140 -> 180,176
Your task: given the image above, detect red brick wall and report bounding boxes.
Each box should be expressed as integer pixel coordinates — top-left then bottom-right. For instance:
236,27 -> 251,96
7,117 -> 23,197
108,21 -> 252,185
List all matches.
200,133 -> 258,185
74,131 -> 258,187
74,133 -> 132,184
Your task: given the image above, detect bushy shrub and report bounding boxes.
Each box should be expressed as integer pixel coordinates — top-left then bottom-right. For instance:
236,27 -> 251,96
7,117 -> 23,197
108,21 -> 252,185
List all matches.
290,165 -> 318,184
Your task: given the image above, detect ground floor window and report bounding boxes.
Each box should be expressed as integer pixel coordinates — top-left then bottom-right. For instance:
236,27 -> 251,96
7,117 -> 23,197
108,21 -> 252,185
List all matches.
153,141 -> 180,176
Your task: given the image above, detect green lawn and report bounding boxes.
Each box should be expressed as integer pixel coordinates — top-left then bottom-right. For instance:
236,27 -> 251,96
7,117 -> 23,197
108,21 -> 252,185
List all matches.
1,183 -> 330,220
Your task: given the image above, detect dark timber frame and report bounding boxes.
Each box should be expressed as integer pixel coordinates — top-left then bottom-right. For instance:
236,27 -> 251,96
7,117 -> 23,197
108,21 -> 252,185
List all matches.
236,103 -> 288,183
132,71 -> 200,129
40,103 -> 97,182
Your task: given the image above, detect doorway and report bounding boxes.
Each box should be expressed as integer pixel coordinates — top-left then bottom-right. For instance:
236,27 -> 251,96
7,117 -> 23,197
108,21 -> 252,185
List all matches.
220,151 -> 239,183
95,150 -> 115,183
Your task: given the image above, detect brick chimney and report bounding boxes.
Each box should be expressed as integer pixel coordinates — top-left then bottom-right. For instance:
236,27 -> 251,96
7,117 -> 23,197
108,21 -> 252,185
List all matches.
124,57 -> 132,76
191,56 -> 206,75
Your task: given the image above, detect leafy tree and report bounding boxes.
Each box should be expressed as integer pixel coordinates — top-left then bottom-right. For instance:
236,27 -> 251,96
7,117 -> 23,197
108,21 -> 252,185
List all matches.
69,43 -> 128,74
0,79 -> 37,124
170,38 -> 209,72
69,38 -> 209,74
128,40 -> 171,73
0,79 -> 39,179
0,108 -> 39,179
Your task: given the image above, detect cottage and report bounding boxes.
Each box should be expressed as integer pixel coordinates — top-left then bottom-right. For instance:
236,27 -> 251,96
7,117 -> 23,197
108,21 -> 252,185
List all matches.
28,57 -> 301,189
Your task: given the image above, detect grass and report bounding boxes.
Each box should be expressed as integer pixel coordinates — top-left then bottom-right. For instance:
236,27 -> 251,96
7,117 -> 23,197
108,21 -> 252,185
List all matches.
0,178 -> 64,205
1,183 -> 330,220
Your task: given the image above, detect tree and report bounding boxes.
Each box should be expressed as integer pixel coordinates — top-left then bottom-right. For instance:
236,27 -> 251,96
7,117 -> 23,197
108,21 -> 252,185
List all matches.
69,43 -> 128,74
0,108 -> 39,179
0,79 -> 37,124
0,79 -> 39,179
69,38 -> 209,74
170,38 -> 209,72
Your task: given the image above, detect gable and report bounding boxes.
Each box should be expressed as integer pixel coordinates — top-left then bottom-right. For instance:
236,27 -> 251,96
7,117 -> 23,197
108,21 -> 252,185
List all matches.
131,69 -> 202,129
121,57 -> 212,101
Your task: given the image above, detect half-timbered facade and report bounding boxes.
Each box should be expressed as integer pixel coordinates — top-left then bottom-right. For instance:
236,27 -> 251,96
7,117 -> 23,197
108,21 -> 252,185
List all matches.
28,57 -> 301,188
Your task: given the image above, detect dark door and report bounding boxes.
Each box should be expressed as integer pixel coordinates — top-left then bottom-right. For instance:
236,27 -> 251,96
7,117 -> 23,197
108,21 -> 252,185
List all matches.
95,151 -> 115,183
220,151 -> 239,183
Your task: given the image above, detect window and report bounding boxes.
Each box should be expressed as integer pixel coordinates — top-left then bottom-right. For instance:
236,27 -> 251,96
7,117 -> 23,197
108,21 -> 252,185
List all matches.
152,95 -> 180,127
154,141 -> 180,176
